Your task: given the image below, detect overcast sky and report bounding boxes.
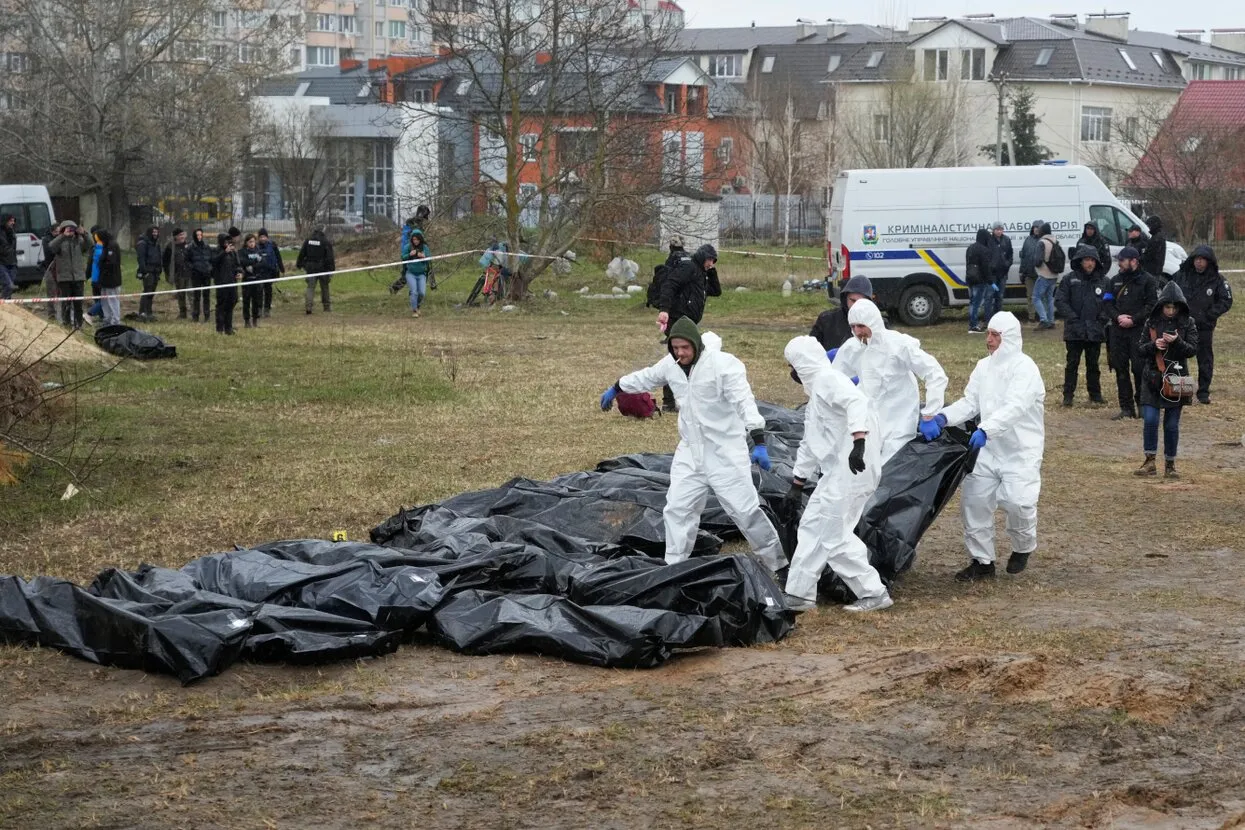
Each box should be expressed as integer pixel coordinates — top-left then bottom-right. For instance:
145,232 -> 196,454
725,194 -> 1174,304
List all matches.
678,0 -> 1241,39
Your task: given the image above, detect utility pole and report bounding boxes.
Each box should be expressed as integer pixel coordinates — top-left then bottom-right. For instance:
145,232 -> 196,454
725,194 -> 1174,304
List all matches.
991,72 -> 1009,166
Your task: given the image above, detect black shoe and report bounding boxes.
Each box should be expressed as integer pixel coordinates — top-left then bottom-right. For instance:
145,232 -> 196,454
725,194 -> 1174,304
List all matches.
244,319 -> 252,328
1197,395 -> 1210,405
661,403 -> 678,414
1090,396 -> 1106,406
1110,409 -> 1137,421
954,561 -> 996,582
1062,396 -> 1073,407
192,315 -> 199,323
225,329 -> 235,336
1006,551 -> 1031,574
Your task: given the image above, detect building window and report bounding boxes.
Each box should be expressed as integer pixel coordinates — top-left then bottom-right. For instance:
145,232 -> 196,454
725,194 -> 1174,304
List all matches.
375,21 -> 384,37
211,10 -> 227,28
1123,116 -> 1139,142
1226,67 -> 1242,80
1035,47 -> 1054,67
1188,62 -> 1208,80
923,49 -> 949,81
210,44 -> 229,62
1118,48 -> 1137,71
866,50 -> 884,69
389,20 -> 406,38
0,91 -> 28,111
961,48 -> 986,80
306,46 -> 337,66
709,54 -> 739,77
665,90 -> 677,114
873,113 -> 890,143
1152,52 -> 1166,69
520,133 -> 538,161
827,54 -> 840,73
5,53 -> 30,73
1080,106 -> 1112,143
309,13 -> 334,31
407,87 -> 431,103
760,55 -> 775,73
289,47 -> 301,66
340,15 -> 356,33
716,137 -> 733,165
366,140 -> 394,217
238,43 -> 256,63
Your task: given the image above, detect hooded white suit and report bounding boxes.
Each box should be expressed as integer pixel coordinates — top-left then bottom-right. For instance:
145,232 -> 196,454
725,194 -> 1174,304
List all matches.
783,336 -> 885,604
833,299 -> 948,465
618,326 -> 786,570
938,312 -> 1046,564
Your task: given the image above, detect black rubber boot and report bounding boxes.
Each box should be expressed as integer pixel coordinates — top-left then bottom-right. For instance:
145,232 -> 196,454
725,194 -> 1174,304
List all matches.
1006,551 -> 1031,574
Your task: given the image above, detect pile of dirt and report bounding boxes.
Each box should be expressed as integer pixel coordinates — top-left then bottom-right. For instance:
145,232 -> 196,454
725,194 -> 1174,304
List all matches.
922,653 -> 1191,722
0,305 -> 111,364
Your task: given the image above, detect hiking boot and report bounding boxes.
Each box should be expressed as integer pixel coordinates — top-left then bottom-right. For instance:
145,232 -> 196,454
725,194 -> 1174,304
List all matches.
783,593 -> 816,613
1062,395 -> 1074,407
306,308 -> 313,315
1090,396 -> 1106,406
1164,460 -> 1179,479
1111,409 -> 1137,421
954,561 -> 996,582
844,592 -> 894,613
1006,551 -> 1031,574
412,309 -> 421,318
1134,455 -> 1157,477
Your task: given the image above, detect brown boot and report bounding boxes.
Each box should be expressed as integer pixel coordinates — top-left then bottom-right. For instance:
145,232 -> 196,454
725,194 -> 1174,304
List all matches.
1164,460 -> 1179,479
1134,455 -> 1157,477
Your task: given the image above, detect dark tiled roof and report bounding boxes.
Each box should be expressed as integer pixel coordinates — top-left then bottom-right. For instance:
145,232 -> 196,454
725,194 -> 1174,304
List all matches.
745,43 -> 841,118
673,23 -> 903,52
256,68 -> 373,105
1074,38 -> 1186,88
832,42 -> 912,82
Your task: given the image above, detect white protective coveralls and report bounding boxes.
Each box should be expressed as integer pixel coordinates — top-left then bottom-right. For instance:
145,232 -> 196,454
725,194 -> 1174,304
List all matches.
617,325 -> 786,570
938,311 -> 1045,564
783,336 -> 885,603
833,299 -> 948,465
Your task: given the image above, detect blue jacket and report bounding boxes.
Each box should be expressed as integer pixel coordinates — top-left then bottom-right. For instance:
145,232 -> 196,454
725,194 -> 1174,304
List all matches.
256,239 -> 284,277
89,242 -> 103,284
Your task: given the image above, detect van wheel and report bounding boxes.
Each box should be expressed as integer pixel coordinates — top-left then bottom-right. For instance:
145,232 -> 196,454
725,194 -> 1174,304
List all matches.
897,284 -> 942,327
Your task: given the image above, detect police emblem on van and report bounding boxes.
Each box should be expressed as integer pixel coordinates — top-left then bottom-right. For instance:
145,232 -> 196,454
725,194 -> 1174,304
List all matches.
862,225 -> 878,245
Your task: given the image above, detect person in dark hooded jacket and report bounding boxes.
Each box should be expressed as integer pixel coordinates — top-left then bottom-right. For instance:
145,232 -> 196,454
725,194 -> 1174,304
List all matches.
1103,246 -> 1158,420
186,229 -> 213,322
655,243 -> 722,412
0,213 -> 16,300
1134,282 -> 1198,479
211,232 -> 241,335
1077,221 -> 1111,268
1172,244 -> 1232,403
664,236 -> 687,270
96,228 -> 124,326
296,228 -> 336,314
135,225 -> 163,321
811,275 -> 872,351
1055,244 -> 1110,406
965,228 -> 993,333
1140,216 -> 1167,281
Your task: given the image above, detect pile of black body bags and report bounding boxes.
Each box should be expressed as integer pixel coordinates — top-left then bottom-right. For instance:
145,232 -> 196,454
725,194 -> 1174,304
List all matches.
0,404 -> 972,683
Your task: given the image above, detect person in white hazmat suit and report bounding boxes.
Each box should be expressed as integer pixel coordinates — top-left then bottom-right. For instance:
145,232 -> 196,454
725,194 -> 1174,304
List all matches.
831,299 -> 948,466
780,336 -> 891,613
599,317 -> 787,572
919,311 -> 1045,581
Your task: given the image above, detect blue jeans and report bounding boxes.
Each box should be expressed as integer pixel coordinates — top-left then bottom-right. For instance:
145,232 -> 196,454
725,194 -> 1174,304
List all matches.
0,264 -> 14,299
1033,277 -> 1056,325
405,271 -> 426,311
968,284 -> 990,329
1142,405 -> 1182,459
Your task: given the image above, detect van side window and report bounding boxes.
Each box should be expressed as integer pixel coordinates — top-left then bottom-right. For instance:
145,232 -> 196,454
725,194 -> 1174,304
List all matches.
26,204 -> 52,237
1089,204 -> 1124,245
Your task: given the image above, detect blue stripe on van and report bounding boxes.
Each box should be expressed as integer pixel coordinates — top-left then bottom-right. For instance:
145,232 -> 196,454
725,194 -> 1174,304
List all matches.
848,249 -> 966,287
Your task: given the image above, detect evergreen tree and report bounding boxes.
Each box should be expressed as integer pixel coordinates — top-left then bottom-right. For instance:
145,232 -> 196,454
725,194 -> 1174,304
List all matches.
980,86 -> 1052,165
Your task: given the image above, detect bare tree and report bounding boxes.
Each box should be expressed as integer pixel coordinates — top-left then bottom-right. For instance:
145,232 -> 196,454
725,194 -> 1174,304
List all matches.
0,0 -> 301,242
741,73 -> 817,247
1098,94 -> 1245,243
840,75 -> 976,169
404,0 -> 688,298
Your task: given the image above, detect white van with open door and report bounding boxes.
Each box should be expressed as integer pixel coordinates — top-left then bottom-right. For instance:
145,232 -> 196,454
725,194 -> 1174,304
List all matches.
0,185 -> 57,288
825,164 -> 1186,326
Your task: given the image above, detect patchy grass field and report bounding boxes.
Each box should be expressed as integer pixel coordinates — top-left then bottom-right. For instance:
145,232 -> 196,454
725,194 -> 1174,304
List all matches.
4,250 -> 1245,829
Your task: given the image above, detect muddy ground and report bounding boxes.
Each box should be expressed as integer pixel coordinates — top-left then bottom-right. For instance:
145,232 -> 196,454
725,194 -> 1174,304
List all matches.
4,298 -> 1245,828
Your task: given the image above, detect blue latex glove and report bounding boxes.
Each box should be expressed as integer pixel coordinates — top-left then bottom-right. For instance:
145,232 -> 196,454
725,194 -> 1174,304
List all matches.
991,284 -> 1001,294
969,428 -> 988,450
750,445 -> 772,471
1103,293 -> 1115,301
850,376 -> 859,386
826,347 -> 838,362
918,414 -> 946,442
600,386 -> 618,411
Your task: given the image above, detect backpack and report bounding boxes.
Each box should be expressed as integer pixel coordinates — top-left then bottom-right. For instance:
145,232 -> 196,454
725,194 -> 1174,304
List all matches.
1046,239 -> 1066,274
616,391 -> 657,419
645,264 -> 668,308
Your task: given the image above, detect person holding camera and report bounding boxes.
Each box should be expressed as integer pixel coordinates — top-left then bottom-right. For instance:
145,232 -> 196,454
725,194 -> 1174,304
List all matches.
211,232 -> 242,335
1134,282 -> 1198,479
135,225 -> 163,322
47,221 -> 89,329
239,233 -> 265,329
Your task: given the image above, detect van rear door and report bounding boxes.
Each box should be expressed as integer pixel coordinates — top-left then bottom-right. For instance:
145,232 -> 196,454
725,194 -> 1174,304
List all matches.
1,202 -> 55,276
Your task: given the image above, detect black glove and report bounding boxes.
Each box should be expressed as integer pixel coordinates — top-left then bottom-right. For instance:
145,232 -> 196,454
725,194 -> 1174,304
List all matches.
848,438 -> 866,475
782,479 -> 804,513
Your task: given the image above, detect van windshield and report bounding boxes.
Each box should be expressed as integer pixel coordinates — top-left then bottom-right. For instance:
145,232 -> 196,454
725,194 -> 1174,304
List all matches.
0,203 -> 54,237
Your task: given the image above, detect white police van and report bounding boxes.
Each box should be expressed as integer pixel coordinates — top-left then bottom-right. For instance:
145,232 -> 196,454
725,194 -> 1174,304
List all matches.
826,164 -> 1186,326
0,184 -> 57,288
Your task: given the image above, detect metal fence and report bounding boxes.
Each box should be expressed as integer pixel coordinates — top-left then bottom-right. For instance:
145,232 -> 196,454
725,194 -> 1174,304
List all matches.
719,195 -> 826,246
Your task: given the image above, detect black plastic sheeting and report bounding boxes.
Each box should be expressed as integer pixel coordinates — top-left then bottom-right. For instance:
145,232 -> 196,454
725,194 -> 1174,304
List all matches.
93,324 -> 177,359
0,403 -> 969,683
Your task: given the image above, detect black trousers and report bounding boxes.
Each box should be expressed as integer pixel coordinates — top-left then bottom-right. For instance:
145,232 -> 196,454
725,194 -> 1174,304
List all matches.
215,283 -> 237,332
1064,339 -> 1103,400
242,280 -> 263,322
62,280 -> 84,327
191,273 -> 212,319
138,271 -> 159,316
1196,327 -> 1214,399
262,279 -> 273,312
1107,326 -> 1143,414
